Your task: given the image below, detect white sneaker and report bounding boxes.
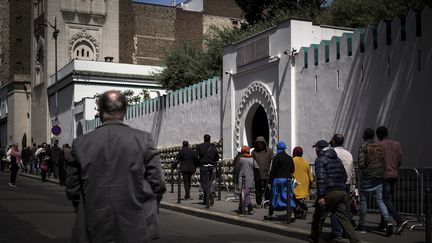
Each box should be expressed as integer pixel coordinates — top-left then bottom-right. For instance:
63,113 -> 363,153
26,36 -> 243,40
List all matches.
8,182 -> 14,187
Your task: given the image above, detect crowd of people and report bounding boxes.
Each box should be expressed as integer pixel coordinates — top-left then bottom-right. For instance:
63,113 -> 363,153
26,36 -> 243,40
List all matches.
175,127 -> 407,243
0,140 -> 72,187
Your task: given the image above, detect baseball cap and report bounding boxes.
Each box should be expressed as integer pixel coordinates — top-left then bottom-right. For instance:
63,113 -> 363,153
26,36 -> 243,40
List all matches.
312,140 -> 329,149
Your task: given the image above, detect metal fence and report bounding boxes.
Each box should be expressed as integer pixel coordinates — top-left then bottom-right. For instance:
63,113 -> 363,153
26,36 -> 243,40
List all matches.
160,143 -> 431,225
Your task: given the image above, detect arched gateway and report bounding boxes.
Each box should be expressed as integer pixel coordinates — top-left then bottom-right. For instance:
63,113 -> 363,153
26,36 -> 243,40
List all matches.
234,82 -> 278,152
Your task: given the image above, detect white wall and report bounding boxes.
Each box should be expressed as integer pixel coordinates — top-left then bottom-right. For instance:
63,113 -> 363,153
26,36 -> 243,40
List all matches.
85,78 -> 221,148
293,8 -> 432,167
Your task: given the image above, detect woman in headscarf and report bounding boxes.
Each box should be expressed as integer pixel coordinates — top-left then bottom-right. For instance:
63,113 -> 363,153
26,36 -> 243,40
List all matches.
237,145 -> 259,214
292,146 -> 314,218
292,146 -> 314,199
8,142 -> 22,187
264,141 -> 295,220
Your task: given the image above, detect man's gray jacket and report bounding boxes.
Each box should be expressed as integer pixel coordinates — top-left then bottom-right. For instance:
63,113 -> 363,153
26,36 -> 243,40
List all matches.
66,120 -> 166,243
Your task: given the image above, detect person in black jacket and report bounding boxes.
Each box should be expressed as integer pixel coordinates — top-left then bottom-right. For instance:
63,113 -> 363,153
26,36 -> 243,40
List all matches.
195,134 -> 219,207
309,140 -> 360,243
50,140 -> 62,179
264,141 -> 295,220
176,141 -> 197,200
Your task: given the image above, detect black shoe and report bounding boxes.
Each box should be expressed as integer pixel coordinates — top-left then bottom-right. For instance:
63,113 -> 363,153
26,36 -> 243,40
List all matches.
355,225 -> 367,233
331,235 -> 343,241
263,215 -> 273,220
395,220 -> 408,235
385,222 -> 393,236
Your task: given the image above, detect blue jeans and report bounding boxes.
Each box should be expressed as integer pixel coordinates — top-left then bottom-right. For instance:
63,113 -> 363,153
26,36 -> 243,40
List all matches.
382,178 -> 403,224
359,180 -> 389,225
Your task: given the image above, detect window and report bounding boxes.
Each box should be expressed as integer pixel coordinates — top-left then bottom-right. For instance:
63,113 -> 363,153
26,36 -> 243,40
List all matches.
72,40 -> 95,60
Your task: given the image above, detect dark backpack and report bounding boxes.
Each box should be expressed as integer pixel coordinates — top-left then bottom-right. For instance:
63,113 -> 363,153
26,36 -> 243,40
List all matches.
365,143 -> 385,178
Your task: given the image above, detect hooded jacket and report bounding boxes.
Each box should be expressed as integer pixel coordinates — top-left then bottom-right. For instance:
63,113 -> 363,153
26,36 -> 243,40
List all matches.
314,148 -> 347,197
252,137 -> 274,179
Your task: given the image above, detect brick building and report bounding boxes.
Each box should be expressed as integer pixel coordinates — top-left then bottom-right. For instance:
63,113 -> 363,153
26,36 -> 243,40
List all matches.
120,0 -> 243,66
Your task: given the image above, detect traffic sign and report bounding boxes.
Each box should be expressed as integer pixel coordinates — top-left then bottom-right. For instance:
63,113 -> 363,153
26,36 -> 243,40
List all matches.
51,124 -> 62,136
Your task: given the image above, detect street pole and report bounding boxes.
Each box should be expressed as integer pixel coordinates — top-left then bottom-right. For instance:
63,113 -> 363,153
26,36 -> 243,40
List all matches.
53,17 -> 59,122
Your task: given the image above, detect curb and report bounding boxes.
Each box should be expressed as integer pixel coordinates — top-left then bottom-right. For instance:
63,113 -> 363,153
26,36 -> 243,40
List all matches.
19,172 -> 59,184
159,201 -> 310,241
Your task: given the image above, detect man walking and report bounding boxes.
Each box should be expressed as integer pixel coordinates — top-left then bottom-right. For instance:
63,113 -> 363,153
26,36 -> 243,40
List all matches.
309,140 -> 360,243
196,134 -> 219,207
50,140 -> 62,179
355,128 -> 392,235
376,126 -> 408,235
66,90 -> 166,243
329,134 -> 356,239
252,136 -> 274,207
176,141 -> 196,200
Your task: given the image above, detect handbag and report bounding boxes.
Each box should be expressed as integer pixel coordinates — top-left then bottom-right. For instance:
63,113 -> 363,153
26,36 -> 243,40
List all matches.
40,162 -> 48,171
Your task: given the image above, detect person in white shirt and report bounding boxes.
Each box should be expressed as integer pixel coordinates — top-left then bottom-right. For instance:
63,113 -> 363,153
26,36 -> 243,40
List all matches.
329,134 -> 356,240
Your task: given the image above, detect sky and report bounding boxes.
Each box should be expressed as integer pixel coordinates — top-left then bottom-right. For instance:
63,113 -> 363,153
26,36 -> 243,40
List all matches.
133,0 -> 188,6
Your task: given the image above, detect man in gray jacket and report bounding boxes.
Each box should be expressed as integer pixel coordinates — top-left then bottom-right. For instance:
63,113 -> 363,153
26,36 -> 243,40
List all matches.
66,90 -> 166,243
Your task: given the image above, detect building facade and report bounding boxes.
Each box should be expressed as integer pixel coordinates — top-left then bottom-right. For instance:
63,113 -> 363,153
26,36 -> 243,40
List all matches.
31,0 -> 120,144
119,0 -> 243,66
0,0 -> 32,148
222,8 -> 432,168
48,59 -> 165,145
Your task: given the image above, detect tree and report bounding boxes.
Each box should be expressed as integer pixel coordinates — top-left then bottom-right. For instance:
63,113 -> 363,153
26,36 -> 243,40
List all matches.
94,89 -> 150,105
321,0 -> 431,28
155,44 -> 211,90
235,0 -> 326,25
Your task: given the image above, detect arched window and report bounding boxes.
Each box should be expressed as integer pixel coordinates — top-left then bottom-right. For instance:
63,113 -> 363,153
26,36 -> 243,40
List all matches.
71,40 -> 95,60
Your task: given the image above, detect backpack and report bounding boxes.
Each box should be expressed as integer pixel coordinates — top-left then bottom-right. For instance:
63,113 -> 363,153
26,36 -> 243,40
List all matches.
365,143 -> 385,178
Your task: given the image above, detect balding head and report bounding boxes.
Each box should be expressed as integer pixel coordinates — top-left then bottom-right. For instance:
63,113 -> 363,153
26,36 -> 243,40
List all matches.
97,90 -> 127,123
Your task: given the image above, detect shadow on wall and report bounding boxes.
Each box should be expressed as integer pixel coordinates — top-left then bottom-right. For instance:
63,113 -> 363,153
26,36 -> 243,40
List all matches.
333,11 -> 432,168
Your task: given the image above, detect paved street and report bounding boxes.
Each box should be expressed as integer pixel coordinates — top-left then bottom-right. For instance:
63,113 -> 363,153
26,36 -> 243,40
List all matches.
0,173 -> 306,243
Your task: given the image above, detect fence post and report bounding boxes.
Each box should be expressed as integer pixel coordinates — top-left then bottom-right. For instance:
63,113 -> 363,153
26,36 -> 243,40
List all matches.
286,178 -> 292,224
177,169 -> 182,203
217,160 -> 222,201
170,161 -> 175,193
426,188 -> 431,243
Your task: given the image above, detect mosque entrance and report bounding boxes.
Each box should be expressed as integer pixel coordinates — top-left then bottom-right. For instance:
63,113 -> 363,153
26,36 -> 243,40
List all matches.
245,104 -> 269,147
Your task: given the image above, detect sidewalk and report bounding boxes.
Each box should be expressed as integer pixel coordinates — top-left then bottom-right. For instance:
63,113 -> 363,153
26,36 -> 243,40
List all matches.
160,185 -> 426,243
19,173 -> 426,242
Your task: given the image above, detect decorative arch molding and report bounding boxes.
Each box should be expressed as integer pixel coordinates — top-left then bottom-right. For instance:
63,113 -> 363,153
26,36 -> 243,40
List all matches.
68,31 -> 99,61
234,82 -> 278,152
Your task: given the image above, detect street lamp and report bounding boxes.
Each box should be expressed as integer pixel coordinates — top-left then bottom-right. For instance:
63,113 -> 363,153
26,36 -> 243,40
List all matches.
41,17 -> 59,122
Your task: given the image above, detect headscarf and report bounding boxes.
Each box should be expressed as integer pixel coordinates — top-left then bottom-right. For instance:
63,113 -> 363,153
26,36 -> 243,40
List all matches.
276,141 -> 287,155
292,146 -> 303,157
240,145 -> 253,157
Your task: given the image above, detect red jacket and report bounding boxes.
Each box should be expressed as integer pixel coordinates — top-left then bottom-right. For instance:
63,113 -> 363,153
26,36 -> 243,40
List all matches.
377,138 -> 402,179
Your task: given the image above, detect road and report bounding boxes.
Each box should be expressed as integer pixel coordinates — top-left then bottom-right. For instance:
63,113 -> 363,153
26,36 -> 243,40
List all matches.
0,173 -> 305,243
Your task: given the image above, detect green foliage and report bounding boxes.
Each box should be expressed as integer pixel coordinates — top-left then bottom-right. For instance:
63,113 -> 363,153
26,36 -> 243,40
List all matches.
321,0 -> 431,28
234,0 -> 326,25
94,89 -> 151,105
154,44 -> 212,91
